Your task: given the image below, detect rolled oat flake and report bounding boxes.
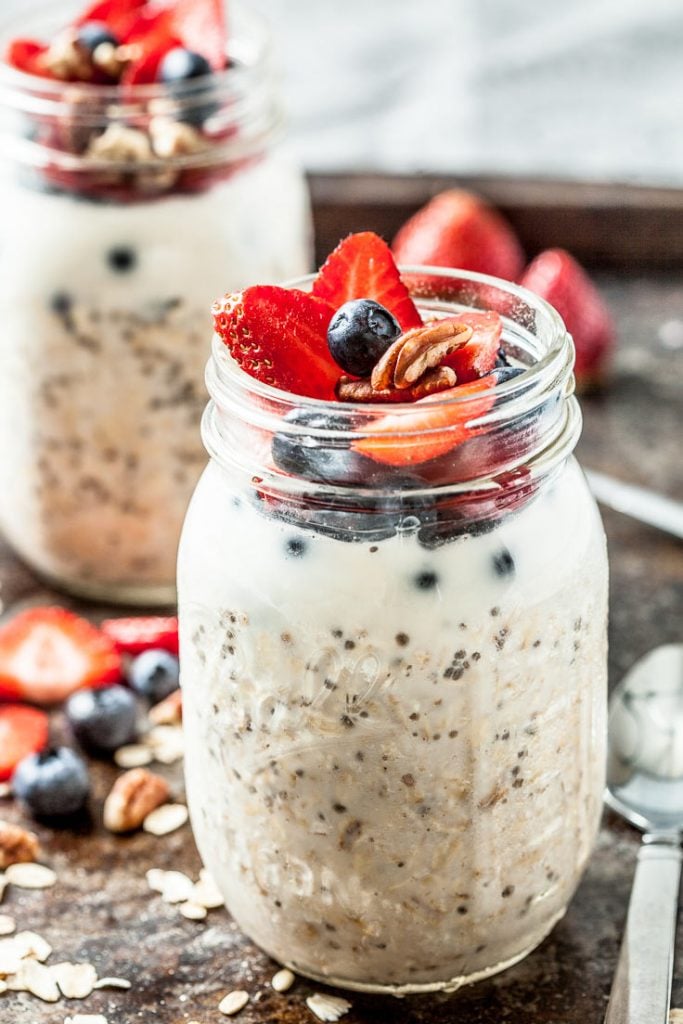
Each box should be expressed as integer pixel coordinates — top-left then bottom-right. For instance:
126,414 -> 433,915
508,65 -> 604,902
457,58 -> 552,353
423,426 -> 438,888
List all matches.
219,989 -> 250,1015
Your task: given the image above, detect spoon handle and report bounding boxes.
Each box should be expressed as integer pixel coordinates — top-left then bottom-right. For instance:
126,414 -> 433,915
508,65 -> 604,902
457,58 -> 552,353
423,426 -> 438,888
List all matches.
604,833 -> 681,1024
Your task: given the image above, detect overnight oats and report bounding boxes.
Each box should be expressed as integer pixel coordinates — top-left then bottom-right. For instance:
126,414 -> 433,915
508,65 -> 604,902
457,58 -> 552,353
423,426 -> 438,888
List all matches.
178,233 -> 608,993
0,0 -> 311,603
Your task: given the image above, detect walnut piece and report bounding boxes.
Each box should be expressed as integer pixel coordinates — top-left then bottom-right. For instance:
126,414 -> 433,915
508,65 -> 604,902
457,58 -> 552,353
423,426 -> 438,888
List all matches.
337,365 -> 456,403
150,118 -> 209,159
41,30 -> 93,82
0,821 -> 40,869
103,769 -> 169,833
148,688 -> 183,727
371,318 -> 472,391
85,125 -> 154,163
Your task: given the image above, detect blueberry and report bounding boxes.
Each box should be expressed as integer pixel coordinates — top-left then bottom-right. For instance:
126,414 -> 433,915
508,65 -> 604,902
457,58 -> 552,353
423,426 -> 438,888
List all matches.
492,367 -> 526,385
495,348 -> 512,368
77,21 -> 119,54
50,291 -> 72,316
327,299 -> 401,377
129,649 -> 179,705
272,408 -> 372,486
66,685 -> 138,754
159,47 -> 213,83
492,548 -> 515,577
285,537 -> 307,558
107,247 -> 137,273
13,747 -> 90,819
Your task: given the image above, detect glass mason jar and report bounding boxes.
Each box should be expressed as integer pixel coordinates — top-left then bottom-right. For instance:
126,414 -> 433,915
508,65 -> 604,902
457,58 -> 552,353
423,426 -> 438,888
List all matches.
178,268 -> 608,994
0,2 -> 312,604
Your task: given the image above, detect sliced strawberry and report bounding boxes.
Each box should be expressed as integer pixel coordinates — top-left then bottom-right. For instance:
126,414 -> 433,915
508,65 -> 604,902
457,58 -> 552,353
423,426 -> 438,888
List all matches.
74,0 -> 147,38
0,705 -> 49,782
352,376 -> 497,467
213,285 -> 339,400
122,41 -> 180,85
393,190 -> 525,282
0,607 -> 121,705
101,616 -> 179,656
441,311 -> 502,382
171,0 -> 227,71
312,232 -> 422,332
519,248 -> 615,390
5,39 -> 50,78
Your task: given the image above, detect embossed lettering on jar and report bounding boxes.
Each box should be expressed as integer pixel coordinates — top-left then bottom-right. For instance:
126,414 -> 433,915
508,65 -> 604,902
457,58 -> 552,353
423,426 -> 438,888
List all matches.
178,269 -> 608,993
0,2 -> 311,604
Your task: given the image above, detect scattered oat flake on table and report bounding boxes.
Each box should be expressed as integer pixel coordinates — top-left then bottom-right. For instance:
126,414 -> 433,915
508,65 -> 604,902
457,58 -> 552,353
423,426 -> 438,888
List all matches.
114,743 -> 153,768
192,869 -> 224,909
669,1012 -> 683,1023
0,873 -> 7,901
93,976 -> 131,990
146,867 -> 167,892
306,993 -> 352,1022
5,862 -> 56,888
158,870 -> 195,904
0,978 -> 6,993
52,961 -> 97,998
179,900 -> 207,920
271,967 -> 295,992
143,802 -> 188,836
9,957 -> 60,1001
146,724 -> 184,764
13,929 -> 52,961
219,989 -> 250,1015
0,914 -> 15,935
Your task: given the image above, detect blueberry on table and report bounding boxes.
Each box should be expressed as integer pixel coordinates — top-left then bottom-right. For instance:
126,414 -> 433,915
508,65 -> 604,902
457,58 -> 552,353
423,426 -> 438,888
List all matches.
327,299 -> 401,377
13,747 -> 90,818
66,684 -> 138,754
159,47 -> 213,83
77,21 -> 120,54
129,649 -> 180,705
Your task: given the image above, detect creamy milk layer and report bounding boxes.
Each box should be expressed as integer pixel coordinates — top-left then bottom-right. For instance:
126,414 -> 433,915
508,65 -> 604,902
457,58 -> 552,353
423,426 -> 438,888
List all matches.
179,456 -> 608,991
0,155 -> 311,599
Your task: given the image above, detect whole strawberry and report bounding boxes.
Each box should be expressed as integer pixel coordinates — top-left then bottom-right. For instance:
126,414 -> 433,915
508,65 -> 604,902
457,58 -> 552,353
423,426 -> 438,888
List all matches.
392,189 -> 524,282
520,248 -> 615,391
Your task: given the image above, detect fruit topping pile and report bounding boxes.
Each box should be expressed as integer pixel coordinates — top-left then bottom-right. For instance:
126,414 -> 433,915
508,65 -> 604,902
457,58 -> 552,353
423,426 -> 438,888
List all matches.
6,0 -> 227,86
213,230 -> 513,471
0,607 -> 180,820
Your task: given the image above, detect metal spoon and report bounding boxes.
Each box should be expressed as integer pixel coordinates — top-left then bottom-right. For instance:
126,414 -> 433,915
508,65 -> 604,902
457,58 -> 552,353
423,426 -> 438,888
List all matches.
604,643 -> 683,1024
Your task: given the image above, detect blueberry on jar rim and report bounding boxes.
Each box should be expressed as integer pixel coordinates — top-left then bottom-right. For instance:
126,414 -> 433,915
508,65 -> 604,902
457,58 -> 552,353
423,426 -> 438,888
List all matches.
76,21 -> 120,54
327,299 -> 401,377
159,47 -> 213,84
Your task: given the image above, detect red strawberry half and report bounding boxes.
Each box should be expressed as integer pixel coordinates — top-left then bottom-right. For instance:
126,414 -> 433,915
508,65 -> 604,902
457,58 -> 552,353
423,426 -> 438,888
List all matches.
352,376 -> 497,467
5,39 -> 50,77
520,248 -> 615,389
0,607 -> 121,705
170,0 -> 227,71
393,189 -> 524,282
0,705 -> 49,782
442,311 -> 502,382
101,616 -> 179,656
213,285 -> 339,400
75,0 -> 147,38
313,232 -> 422,332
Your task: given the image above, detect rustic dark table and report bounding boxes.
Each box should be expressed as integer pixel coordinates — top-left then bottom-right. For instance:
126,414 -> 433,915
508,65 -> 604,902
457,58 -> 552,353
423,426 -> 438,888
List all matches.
1,175 -> 682,1024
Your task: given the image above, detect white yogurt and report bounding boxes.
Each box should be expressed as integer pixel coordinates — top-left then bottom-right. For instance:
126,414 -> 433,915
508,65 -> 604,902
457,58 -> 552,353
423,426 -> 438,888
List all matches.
179,454 -> 608,991
0,154 -> 311,600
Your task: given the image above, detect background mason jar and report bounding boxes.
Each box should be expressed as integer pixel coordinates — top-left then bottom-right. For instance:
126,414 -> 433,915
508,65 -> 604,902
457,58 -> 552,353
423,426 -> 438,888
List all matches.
178,268 -> 609,993
0,1 -> 312,604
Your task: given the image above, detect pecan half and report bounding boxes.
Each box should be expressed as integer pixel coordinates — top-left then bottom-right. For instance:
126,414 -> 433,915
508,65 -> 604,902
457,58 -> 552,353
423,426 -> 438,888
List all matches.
103,768 -> 170,833
0,820 -> 40,869
371,319 -> 472,391
337,366 -> 456,403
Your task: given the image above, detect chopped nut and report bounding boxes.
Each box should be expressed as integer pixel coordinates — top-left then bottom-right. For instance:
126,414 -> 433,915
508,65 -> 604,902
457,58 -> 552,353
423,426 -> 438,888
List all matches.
179,901 -> 207,920
219,989 -> 249,1015
5,862 -> 56,889
52,961 -> 97,999
0,915 -> 15,936
271,967 -> 295,992
150,118 -> 209,159
371,318 -> 472,391
306,993 -> 352,1021
337,365 -> 456,402
86,124 -> 154,163
0,820 -> 41,869
142,802 -> 188,836
42,30 -> 93,81
114,743 -> 153,768
103,768 -> 169,833
91,41 -> 141,78
148,688 -> 182,726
